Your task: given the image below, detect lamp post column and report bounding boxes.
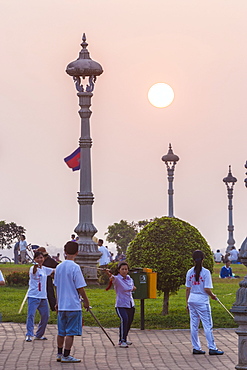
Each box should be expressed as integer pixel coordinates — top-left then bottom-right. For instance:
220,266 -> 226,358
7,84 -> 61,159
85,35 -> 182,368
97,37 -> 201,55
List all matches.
161,144 -> 179,217
223,165 -> 237,253
66,34 -> 103,284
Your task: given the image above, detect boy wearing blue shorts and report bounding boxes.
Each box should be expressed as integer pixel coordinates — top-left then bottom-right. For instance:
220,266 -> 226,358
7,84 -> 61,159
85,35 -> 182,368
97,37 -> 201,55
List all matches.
54,241 -> 89,363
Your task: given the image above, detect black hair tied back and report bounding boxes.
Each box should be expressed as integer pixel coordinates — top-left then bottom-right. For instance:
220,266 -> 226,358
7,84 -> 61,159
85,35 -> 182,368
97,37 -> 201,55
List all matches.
192,250 -> 204,282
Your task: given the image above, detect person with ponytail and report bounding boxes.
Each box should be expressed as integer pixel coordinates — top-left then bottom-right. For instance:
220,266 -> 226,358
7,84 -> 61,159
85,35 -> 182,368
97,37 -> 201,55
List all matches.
106,262 -> 136,348
185,250 -> 224,356
25,251 -> 55,342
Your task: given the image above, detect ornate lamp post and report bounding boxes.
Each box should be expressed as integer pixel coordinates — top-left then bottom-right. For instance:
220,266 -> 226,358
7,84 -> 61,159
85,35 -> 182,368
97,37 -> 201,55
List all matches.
161,144 -> 179,217
223,165 -> 237,253
66,34 -> 103,283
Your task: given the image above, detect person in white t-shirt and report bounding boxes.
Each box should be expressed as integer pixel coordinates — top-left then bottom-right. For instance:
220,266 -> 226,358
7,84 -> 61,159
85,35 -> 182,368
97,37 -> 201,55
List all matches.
19,235 -> 28,264
228,247 -> 239,263
0,270 -> 5,285
98,239 -> 110,266
214,250 -> 223,263
25,251 -> 54,342
54,241 -> 90,364
186,250 -> 224,356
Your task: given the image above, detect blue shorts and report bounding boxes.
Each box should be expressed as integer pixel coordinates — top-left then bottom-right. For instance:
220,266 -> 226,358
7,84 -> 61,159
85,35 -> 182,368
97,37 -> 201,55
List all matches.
57,311 -> 82,336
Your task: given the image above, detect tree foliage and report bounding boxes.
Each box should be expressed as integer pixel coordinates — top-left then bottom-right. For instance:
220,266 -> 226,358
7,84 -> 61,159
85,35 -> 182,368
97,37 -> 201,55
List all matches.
127,217 -> 213,315
105,219 -> 153,254
105,220 -> 137,254
0,221 -> 26,249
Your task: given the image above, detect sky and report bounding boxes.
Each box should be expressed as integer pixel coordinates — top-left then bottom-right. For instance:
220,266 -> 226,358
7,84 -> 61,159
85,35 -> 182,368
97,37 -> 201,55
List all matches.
1,0 -> 247,260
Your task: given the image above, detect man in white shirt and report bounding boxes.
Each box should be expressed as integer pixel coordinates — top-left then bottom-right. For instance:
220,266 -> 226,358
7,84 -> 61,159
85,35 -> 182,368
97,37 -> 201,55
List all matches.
228,247 -> 239,263
98,239 -> 110,267
214,250 -> 223,263
19,235 -> 28,264
54,241 -> 90,363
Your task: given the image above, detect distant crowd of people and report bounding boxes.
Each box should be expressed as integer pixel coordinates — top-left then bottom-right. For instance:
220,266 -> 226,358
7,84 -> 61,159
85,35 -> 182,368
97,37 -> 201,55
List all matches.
213,246 -> 240,264
213,246 -> 241,279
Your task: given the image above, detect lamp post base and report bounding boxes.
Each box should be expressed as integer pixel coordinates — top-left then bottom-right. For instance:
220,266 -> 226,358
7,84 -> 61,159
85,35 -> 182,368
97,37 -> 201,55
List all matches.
75,251 -> 101,285
231,289 -> 247,369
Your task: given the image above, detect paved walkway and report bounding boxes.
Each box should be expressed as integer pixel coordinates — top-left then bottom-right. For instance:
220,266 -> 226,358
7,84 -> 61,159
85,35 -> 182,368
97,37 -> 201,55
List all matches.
0,323 -> 238,370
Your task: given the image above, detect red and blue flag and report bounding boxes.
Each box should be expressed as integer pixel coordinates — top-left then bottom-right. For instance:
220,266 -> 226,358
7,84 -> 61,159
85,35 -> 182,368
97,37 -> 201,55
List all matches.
64,147 -> 80,171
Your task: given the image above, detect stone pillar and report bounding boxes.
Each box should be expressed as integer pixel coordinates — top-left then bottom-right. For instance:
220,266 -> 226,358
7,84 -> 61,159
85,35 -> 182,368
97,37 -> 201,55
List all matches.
231,241 -> 247,369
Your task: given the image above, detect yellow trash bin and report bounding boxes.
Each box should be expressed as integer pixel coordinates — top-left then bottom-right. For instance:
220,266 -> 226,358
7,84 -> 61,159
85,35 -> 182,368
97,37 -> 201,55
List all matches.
143,268 -> 157,299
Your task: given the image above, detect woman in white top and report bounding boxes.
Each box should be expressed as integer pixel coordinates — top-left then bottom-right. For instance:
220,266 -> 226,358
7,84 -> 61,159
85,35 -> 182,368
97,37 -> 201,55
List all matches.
0,270 -> 5,285
186,250 -> 224,356
25,251 -> 54,342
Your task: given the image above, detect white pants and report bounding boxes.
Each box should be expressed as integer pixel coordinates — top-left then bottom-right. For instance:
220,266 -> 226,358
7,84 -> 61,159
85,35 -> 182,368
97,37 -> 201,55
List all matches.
188,302 -> 217,350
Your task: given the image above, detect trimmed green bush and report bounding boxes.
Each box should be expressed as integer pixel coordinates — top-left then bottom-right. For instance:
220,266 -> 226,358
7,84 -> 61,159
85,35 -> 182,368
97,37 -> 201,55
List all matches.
5,271 -> 29,286
127,217 -> 213,315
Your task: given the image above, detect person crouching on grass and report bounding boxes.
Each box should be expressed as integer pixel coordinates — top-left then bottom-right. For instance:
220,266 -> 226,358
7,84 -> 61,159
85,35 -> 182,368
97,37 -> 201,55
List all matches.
186,250 -> 224,356
26,251 -> 55,342
106,262 -> 136,348
54,241 -> 90,363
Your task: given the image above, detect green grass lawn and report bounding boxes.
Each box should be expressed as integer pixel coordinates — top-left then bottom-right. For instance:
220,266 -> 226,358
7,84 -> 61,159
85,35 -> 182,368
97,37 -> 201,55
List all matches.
0,262 -> 245,329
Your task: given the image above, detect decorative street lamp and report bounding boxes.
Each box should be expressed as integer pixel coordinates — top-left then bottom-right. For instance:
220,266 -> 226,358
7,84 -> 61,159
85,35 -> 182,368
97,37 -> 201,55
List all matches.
161,144 -> 179,217
223,165 -> 237,253
66,34 -> 103,283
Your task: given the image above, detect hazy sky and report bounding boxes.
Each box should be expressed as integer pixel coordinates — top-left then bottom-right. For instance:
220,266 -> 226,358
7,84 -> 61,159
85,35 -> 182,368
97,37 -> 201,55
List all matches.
1,0 -> 247,259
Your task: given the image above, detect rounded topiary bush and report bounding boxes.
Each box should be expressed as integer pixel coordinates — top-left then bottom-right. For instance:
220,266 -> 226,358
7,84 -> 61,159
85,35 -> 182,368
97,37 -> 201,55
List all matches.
127,217 -> 213,314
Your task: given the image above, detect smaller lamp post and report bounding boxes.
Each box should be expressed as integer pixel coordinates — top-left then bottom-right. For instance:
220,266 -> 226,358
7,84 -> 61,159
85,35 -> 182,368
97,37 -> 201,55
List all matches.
161,144 -> 179,217
223,165 -> 237,253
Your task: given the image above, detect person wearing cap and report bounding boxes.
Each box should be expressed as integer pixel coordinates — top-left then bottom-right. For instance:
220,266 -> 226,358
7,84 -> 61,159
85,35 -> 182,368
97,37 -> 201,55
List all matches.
37,247 -> 58,311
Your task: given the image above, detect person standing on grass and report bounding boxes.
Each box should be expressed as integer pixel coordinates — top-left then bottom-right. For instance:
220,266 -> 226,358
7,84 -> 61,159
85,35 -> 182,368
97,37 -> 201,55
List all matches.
98,239 -> 110,267
26,251 -> 55,342
19,235 -> 28,264
0,270 -> 5,285
106,262 -> 136,348
37,247 -> 58,311
54,241 -> 90,363
186,250 -> 224,356
14,238 -> 20,264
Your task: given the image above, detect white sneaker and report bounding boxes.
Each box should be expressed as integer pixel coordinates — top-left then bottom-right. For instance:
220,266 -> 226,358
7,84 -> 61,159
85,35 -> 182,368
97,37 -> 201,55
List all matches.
61,355 -> 81,363
34,336 -> 47,340
56,354 -> 62,362
126,341 -> 132,345
25,336 -> 32,342
119,342 -> 128,348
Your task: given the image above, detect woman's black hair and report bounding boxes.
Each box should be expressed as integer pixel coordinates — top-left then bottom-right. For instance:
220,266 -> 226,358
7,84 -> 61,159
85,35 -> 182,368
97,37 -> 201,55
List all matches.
192,250 -> 204,282
34,251 -> 44,259
113,261 -> 129,275
117,261 -> 129,270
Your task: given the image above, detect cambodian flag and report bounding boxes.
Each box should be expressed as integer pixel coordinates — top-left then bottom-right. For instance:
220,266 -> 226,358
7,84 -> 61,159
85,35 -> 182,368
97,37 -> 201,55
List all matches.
64,148 -> 80,171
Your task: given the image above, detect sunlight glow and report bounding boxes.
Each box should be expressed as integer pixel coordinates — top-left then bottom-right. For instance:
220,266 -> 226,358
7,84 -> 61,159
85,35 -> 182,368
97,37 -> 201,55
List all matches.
148,83 -> 175,108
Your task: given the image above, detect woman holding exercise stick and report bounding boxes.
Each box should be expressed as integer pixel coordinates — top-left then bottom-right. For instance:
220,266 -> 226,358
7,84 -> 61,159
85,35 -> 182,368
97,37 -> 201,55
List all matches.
106,262 -> 136,348
25,251 -> 54,342
186,250 -> 224,356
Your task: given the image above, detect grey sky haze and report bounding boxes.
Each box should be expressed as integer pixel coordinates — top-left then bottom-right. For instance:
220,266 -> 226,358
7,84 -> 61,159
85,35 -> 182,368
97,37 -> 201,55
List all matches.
1,0 -> 246,258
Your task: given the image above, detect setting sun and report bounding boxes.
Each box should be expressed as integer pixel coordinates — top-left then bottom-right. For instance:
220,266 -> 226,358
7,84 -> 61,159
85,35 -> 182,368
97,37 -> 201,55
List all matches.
148,83 -> 175,108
